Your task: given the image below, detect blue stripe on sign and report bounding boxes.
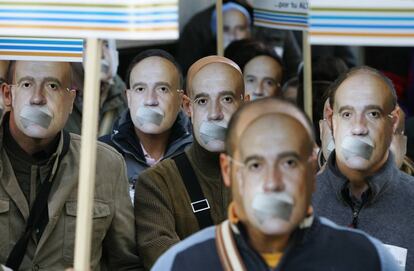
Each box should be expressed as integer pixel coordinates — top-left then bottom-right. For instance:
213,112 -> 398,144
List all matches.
255,14 -> 307,24
254,11 -> 307,20
311,15 -> 414,21
0,9 -> 176,17
0,39 -> 83,45
0,45 -> 82,52
0,17 -> 177,24
311,24 -> 414,29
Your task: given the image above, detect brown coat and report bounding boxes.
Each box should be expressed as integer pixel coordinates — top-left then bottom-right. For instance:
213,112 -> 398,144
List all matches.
0,130 -> 142,270
134,142 -> 231,270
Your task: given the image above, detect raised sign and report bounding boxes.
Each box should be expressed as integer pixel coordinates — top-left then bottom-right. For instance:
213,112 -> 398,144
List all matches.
0,0 -> 178,40
310,0 -> 414,46
253,0 -> 308,31
0,37 -> 83,62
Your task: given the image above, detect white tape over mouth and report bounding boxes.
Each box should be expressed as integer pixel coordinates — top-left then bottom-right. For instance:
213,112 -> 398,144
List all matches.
20,106 -> 53,129
341,136 -> 374,160
252,192 -> 294,222
136,107 -> 164,126
199,122 -> 227,144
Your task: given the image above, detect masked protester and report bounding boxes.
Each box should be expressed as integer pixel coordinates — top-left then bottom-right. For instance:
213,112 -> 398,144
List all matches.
313,66 -> 414,271
152,98 -> 399,271
225,39 -> 284,101
65,39 -> 127,137
134,56 -> 245,269
99,49 -> 192,202
0,61 -> 142,270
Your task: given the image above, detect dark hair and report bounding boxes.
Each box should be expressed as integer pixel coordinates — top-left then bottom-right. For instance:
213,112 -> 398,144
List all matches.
327,66 -> 397,110
125,49 -> 183,89
224,39 -> 285,82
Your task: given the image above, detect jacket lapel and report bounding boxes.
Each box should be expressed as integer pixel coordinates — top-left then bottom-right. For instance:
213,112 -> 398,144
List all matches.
0,150 -> 30,220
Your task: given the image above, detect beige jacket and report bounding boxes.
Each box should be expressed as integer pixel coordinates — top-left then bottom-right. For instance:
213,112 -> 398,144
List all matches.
0,129 -> 142,270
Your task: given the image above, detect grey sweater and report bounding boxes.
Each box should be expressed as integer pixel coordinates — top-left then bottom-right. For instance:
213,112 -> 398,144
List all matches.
313,153 -> 414,271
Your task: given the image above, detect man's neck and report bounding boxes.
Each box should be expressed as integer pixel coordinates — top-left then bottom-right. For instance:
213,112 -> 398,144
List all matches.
336,153 -> 389,199
245,223 -> 290,254
135,127 -> 170,161
8,115 -> 58,156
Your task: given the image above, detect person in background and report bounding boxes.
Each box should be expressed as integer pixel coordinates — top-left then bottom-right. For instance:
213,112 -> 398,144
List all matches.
134,56 -> 245,269
65,39 -> 127,137
177,0 -> 301,77
152,97 -> 399,271
99,49 -> 192,201
225,39 -> 284,100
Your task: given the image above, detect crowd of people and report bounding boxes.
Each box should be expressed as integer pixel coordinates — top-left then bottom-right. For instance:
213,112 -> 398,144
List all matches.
0,0 -> 413,270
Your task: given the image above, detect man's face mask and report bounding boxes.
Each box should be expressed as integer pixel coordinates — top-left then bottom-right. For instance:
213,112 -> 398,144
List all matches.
189,64 -> 243,153
10,61 -> 75,139
231,114 -> 314,236
332,74 -> 396,171
127,56 -> 182,135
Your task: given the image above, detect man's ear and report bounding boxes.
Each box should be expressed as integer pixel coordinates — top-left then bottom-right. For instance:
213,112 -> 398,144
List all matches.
125,89 -> 132,109
324,99 -> 334,130
182,94 -> 192,118
67,88 -> 76,113
2,83 -> 12,107
220,153 -> 232,187
390,105 -> 401,134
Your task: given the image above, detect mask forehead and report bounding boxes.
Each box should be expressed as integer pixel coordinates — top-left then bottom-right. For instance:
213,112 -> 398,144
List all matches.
130,56 -> 179,90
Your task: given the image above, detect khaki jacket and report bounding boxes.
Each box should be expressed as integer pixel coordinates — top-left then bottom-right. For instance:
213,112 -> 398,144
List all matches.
0,129 -> 142,270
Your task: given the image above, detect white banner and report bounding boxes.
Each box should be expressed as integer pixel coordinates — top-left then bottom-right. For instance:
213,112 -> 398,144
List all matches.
310,0 -> 414,46
253,0 -> 308,31
0,0 -> 178,40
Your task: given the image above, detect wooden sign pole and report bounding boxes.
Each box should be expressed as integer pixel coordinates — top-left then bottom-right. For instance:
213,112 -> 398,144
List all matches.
216,0 -> 224,56
74,37 -> 102,271
302,30 -> 313,121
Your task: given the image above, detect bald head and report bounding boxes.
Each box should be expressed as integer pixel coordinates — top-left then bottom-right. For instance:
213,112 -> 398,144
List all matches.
186,55 -> 244,98
329,66 -> 397,112
226,97 -> 315,156
240,113 -> 313,158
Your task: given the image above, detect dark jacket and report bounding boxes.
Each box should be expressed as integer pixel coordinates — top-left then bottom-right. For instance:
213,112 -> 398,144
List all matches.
99,110 -> 192,196
313,152 -> 414,270
135,141 -> 231,269
152,217 -> 398,271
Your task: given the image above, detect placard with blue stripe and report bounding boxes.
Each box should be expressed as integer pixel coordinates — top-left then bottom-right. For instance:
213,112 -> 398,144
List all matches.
310,0 -> 414,46
253,0 -> 308,31
0,0 -> 178,40
0,37 -> 83,62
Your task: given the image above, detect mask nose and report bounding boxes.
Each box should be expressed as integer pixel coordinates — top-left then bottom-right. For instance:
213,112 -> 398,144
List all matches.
30,85 -> 47,105
144,89 -> 159,107
207,100 -> 224,121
